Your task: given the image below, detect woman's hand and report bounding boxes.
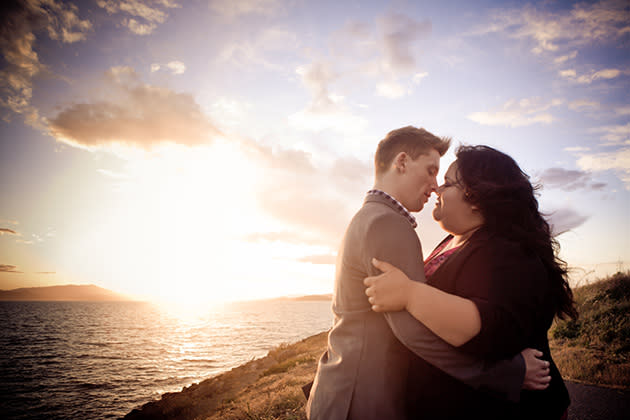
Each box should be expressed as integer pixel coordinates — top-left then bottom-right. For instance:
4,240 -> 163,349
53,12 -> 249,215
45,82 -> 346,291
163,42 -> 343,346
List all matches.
521,348 -> 551,390
363,258 -> 414,312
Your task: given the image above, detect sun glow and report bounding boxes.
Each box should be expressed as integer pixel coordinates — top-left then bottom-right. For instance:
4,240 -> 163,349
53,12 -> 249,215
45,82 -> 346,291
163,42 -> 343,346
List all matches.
59,139 -> 334,306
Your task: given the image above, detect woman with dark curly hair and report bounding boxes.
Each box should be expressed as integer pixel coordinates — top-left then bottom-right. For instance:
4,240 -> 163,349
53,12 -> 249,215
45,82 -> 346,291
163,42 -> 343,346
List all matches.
364,145 -> 577,420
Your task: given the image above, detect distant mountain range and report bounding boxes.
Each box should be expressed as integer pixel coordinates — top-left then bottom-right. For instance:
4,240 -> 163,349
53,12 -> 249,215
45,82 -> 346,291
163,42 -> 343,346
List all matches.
0,284 -> 132,301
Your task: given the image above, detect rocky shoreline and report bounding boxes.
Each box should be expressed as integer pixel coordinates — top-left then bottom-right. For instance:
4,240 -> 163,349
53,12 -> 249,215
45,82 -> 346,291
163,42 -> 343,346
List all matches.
122,331 -> 328,420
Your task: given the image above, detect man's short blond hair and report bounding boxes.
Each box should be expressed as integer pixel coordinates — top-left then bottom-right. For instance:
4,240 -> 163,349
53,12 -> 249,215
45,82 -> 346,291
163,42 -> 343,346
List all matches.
374,126 -> 451,176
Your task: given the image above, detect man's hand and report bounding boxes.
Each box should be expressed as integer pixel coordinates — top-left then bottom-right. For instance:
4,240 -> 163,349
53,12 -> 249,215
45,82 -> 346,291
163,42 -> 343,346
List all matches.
521,348 -> 551,390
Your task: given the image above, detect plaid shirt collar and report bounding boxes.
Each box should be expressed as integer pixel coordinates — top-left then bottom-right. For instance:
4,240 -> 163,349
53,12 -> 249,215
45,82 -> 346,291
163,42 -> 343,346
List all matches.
366,189 -> 418,229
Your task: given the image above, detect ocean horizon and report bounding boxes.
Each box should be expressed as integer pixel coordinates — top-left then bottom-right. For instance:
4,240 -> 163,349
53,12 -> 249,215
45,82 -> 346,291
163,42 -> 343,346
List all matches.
0,300 -> 332,420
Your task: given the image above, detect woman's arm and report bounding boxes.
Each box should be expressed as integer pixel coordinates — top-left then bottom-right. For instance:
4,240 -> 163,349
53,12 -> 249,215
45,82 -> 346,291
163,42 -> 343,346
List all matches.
364,258 -> 481,347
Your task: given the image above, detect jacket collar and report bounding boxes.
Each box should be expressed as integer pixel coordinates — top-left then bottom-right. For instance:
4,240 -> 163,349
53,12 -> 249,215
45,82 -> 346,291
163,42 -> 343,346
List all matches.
364,190 -> 418,228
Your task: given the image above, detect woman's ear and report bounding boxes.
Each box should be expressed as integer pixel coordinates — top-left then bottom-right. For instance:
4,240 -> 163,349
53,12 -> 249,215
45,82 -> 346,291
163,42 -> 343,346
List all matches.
466,193 -> 479,210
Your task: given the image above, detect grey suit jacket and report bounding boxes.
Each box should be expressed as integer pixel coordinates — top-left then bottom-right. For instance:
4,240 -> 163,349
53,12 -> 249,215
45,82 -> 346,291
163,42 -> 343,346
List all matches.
305,193 -> 525,420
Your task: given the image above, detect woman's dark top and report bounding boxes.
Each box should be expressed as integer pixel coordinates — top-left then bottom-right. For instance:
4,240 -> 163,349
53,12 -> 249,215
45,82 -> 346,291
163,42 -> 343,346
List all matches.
406,228 -> 570,420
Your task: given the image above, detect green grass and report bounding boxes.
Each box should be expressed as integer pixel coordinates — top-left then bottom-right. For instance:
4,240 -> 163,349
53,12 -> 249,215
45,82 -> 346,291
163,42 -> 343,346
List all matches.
550,271 -> 630,388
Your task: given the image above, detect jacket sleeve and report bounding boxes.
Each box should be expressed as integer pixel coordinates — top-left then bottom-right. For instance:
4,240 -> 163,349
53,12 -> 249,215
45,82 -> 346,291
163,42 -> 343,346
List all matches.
363,215 -> 525,402
457,240 -> 549,360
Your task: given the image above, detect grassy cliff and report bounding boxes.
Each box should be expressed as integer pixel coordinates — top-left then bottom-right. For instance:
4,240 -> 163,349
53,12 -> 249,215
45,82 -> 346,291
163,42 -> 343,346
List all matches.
124,272 -> 630,420
549,271 -> 630,388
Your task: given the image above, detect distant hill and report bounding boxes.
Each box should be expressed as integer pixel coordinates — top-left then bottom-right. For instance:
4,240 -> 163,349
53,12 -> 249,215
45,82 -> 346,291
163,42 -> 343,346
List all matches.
286,294 -> 332,301
263,294 -> 332,302
0,284 -> 132,301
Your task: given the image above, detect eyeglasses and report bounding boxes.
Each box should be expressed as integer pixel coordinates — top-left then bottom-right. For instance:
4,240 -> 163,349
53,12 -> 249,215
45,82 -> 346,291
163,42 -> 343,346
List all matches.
436,179 -> 470,198
437,178 -> 464,191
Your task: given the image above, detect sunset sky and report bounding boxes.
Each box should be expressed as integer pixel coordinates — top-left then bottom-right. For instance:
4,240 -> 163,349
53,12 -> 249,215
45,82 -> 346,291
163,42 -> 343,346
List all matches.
1,0 -> 629,303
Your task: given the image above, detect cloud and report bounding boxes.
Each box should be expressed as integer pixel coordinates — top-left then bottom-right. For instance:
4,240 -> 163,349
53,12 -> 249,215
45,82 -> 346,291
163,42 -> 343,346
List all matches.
576,147 -> 630,189
358,14 -> 432,98
36,271 -> 56,274
289,61 -> 368,132
236,142 -> 371,250
590,123 -> 630,146
258,189 -> 356,245
210,0 -> 283,17
208,98 -> 253,129
329,156 -> 373,183
568,99 -> 600,111
218,27 -> 298,71
376,81 -> 406,99
553,50 -> 578,64
150,60 -> 186,75
244,140 -> 372,246
295,61 -> 338,113
96,0 -> 180,35
559,67 -> 629,84
0,264 -> 22,273
125,19 -> 156,35
297,254 -> 336,265
47,66 -> 222,150
374,72 -> 428,99
467,97 -> 563,127
308,13 -> 431,102
538,167 -> 606,191
473,0 -> 630,56
616,106 -> 630,116
166,61 -> 186,74
413,72 -> 428,83
544,207 -> 589,236
376,13 -> 432,75
564,146 -> 591,152
0,228 -> 18,235
0,0 -> 91,125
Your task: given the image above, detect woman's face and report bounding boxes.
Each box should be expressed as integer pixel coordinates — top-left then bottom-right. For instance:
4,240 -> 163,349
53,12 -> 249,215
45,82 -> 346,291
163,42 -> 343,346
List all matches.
432,161 -> 484,235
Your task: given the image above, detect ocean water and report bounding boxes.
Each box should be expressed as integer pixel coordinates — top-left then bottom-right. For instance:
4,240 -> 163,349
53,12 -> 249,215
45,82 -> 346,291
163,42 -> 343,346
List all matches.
0,300 -> 332,420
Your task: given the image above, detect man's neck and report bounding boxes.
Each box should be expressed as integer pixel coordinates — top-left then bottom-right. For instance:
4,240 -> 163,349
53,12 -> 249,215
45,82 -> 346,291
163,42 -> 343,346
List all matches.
372,181 -> 401,204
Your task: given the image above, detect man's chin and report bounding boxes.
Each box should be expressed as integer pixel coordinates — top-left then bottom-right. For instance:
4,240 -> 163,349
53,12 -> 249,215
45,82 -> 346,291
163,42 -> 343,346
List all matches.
410,198 -> 429,213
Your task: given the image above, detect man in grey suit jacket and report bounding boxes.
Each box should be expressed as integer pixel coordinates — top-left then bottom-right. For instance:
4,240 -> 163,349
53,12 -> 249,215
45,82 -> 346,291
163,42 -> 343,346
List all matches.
306,126 -> 528,420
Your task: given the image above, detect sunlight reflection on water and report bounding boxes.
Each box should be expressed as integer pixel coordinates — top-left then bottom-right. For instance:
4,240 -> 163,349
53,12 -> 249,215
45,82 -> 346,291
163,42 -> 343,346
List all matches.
0,299 -> 332,420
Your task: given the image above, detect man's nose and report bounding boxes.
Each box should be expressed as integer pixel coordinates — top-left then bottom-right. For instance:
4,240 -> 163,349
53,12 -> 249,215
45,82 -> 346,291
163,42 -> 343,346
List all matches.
430,177 -> 439,192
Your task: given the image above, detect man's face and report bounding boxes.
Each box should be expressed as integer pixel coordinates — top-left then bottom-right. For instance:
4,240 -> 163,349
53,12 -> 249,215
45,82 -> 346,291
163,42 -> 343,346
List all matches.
398,148 -> 440,212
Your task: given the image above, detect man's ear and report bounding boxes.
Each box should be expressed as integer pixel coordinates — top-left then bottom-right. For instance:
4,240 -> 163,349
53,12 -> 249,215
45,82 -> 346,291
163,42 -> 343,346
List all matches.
393,152 -> 407,173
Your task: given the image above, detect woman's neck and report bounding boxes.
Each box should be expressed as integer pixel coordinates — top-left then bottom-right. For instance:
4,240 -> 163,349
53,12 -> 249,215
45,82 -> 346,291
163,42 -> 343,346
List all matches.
444,226 -> 482,252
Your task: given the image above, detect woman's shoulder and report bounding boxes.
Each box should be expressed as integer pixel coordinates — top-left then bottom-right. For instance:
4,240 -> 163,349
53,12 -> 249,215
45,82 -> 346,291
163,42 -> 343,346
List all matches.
471,230 -> 538,260
466,230 -> 548,281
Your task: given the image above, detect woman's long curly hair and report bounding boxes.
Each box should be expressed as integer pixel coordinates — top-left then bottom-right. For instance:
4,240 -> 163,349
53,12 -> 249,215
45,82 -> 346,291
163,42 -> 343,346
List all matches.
455,145 -> 578,320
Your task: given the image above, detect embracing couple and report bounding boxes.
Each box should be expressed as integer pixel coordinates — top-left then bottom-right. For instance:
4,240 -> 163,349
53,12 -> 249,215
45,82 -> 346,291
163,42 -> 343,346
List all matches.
305,126 -> 576,420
